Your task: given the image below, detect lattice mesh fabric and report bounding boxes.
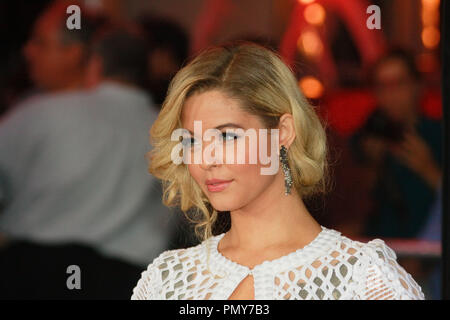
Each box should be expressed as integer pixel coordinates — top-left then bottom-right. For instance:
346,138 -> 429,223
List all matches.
131,227 -> 424,300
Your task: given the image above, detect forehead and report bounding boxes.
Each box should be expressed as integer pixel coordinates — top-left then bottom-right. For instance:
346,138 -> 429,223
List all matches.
181,90 -> 260,129
34,8 -> 65,36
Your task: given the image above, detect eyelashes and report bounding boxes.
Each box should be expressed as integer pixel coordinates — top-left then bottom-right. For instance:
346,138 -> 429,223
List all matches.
221,132 -> 240,142
181,136 -> 198,147
181,132 -> 240,148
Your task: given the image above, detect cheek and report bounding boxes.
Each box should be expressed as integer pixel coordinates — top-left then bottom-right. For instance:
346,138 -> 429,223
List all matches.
398,89 -> 416,104
36,51 -> 63,75
225,133 -> 274,165
223,133 -> 279,176
187,164 -> 203,185
226,163 -> 278,211
229,161 -> 275,192
378,90 -> 395,103
37,44 -> 56,61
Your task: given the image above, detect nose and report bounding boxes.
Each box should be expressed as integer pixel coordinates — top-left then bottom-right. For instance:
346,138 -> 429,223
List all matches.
199,161 -> 218,171
198,141 -> 223,170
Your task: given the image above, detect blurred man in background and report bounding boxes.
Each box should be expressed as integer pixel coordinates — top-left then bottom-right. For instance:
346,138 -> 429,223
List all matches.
349,49 -> 442,297
0,11 -> 175,298
0,0 -> 52,115
23,1 -> 98,94
140,16 -> 190,107
352,49 -> 442,239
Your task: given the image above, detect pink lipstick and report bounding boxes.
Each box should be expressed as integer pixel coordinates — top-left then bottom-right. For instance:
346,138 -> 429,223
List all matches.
205,179 -> 233,192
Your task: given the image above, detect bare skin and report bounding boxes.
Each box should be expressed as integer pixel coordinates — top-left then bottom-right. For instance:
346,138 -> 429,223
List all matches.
23,2 -> 87,92
182,89 -> 322,300
370,57 -> 442,190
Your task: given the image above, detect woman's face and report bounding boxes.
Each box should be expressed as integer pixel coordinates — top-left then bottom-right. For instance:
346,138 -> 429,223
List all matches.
181,89 -> 282,212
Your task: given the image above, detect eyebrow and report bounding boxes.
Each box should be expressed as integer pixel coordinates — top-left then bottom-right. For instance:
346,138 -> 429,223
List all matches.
186,123 -> 244,135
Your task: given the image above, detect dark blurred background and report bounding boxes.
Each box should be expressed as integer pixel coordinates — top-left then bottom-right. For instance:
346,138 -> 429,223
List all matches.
0,0 -> 443,299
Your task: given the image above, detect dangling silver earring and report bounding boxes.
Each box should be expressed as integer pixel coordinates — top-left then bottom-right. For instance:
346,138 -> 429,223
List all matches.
280,145 -> 293,195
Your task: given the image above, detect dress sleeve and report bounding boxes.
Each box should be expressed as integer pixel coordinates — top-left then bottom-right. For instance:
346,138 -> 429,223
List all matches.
131,262 -> 161,300
360,239 -> 425,300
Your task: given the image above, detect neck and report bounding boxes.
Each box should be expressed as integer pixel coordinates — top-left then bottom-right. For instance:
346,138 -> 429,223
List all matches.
49,74 -> 85,93
102,77 -> 140,91
224,171 -> 322,251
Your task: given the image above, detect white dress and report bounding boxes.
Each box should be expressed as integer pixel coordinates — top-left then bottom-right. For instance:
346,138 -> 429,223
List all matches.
131,226 -> 425,300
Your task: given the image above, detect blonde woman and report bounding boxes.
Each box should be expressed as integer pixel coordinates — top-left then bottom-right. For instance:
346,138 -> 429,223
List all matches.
131,42 -> 424,300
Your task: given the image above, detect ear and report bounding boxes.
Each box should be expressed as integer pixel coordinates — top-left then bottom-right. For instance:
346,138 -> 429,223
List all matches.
84,55 -> 103,89
278,113 -> 296,149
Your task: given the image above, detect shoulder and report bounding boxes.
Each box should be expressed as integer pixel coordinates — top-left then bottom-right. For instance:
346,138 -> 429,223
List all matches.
418,115 -> 442,148
131,243 -> 205,300
16,90 -> 89,111
330,233 -> 400,267
339,236 -> 425,300
334,236 -> 397,262
3,91 -> 92,128
419,114 -> 442,129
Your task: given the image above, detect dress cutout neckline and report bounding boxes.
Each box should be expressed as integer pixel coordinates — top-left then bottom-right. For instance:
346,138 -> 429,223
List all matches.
209,226 -> 340,274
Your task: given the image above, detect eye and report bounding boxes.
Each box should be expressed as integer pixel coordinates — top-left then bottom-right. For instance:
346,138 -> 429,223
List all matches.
221,132 -> 239,142
181,136 -> 198,148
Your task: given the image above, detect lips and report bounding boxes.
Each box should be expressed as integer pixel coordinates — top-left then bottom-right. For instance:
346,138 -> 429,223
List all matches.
205,179 -> 233,192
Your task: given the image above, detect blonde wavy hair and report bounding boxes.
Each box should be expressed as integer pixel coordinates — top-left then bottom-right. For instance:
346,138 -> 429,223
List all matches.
148,41 -> 330,243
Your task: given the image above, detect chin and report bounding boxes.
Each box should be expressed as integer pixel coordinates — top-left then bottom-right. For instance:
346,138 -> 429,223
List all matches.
209,200 -> 234,212
208,195 -> 242,212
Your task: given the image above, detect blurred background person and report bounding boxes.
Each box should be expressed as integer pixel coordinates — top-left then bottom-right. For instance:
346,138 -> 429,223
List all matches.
0,0 -> 443,300
22,1 -> 98,95
0,0 -> 100,116
140,16 -> 190,107
352,48 -> 442,239
0,0 -> 52,115
0,14 -> 175,298
348,49 -> 442,297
